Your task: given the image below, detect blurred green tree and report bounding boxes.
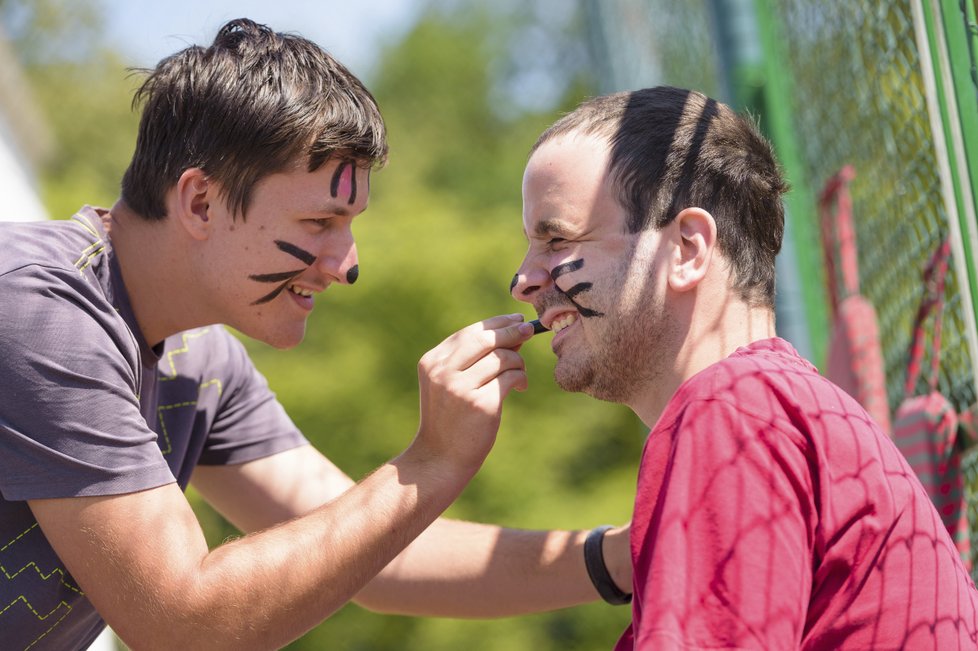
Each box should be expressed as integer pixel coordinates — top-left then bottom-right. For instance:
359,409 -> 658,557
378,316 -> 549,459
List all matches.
6,1 -> 645,648
261,5 -> 643,650
0,0 -> 140,219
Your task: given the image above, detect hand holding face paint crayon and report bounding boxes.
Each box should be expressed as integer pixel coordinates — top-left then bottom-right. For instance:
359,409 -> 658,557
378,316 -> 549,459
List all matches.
411,313 -> 536,478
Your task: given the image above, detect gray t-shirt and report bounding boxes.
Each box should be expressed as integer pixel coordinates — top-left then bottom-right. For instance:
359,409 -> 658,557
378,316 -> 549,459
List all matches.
0,207 -> 308,650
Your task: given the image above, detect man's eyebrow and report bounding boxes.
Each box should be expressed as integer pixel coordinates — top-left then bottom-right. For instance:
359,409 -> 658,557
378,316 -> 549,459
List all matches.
532,218 -> 573,238
308,202 -> 364,218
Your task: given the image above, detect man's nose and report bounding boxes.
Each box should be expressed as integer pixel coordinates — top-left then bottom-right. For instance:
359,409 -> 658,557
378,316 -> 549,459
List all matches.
510,261 -> 551,303
316,232 -> 359,285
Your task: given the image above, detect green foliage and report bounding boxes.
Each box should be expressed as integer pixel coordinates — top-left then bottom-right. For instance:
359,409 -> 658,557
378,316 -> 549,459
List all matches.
2,0 -> 139,218
15,2 -> 643,648
253,8 -> 640,650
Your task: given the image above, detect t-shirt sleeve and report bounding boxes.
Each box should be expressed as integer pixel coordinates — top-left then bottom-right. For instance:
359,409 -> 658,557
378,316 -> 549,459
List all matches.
0,265 -> 175,500
631,395 -> 815,650
196,328 -> 308,466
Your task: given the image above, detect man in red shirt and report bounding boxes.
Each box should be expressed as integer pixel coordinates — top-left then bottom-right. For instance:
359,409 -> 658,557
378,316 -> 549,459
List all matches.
511,86 -> 978,649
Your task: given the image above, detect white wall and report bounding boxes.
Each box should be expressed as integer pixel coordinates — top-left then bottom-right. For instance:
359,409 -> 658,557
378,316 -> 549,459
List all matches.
0,127 -> 48,222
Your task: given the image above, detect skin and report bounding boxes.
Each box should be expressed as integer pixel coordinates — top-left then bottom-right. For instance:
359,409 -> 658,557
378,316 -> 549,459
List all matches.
26,153 -> 630,649
511,130 -> 776,432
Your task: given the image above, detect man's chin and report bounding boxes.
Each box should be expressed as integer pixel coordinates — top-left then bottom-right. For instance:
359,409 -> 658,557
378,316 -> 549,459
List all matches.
554,364 -> 591,395
555,365 -> 626,403
242,323 -> 307,350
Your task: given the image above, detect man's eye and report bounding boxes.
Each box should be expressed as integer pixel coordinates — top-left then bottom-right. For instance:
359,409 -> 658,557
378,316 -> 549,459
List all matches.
547,237 -> 566,248
307,218 -> 330,228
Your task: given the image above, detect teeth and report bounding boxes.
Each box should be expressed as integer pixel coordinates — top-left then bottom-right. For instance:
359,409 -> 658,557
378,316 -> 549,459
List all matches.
289,285 -> 315,297
551,314 -> 577,333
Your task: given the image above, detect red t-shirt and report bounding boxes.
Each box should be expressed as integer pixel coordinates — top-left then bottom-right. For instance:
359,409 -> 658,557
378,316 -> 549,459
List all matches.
616,338 -> 978,650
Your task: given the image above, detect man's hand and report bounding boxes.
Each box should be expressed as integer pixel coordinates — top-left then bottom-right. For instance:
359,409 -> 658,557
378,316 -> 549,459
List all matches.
411,313 -> 534,479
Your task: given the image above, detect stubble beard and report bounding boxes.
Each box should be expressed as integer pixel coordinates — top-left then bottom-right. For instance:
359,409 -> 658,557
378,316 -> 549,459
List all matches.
554,285 -> 666,404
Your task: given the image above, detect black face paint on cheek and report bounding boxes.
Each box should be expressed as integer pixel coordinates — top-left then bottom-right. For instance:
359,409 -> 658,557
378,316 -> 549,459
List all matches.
564,282 -> 605,317
550,258 -> 584,281
249,240 -> 318,305
346,265 -> 359,284
250,270 -> 304,305
550,258 -> 605,318
275,240 -> 316,265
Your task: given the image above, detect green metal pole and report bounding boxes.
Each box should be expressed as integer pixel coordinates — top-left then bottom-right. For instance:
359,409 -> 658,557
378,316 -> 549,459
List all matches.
916,0 -> 978,382
750,0 -> 829,367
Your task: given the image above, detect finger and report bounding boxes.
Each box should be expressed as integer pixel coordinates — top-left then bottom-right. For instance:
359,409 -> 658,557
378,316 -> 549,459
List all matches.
462,348 -> 527,390
497,366 -> 529,394
467,365 -> 529,413
433,314 -> 523,356
453,313 -> 526,340
436,317 -> 534,371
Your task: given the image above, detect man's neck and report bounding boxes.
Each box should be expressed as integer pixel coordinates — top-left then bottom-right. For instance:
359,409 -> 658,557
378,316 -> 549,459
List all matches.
108,201 -> 206,347
628,297 -> 776,430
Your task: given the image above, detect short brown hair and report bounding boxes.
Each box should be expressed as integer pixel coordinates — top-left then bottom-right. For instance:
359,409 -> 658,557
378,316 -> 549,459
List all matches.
121,18 -> 388,220
533,86 -> 788,308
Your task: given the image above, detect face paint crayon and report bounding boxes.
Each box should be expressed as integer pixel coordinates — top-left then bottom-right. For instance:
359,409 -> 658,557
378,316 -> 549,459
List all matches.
529,319 -> 549,335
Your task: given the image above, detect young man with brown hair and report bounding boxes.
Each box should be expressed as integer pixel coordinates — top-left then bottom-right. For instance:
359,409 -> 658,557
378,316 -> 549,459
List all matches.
511,86 -> 978,649
0,19 -> 629,650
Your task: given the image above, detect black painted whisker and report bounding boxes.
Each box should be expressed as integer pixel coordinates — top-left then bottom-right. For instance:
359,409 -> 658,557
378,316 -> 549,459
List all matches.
274,240 -> 316,266
250,269 -> 306,283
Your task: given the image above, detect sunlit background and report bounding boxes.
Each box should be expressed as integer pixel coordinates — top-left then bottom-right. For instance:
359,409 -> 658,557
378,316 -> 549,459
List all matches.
1,1 -> 639,649
4,0 -> 978,649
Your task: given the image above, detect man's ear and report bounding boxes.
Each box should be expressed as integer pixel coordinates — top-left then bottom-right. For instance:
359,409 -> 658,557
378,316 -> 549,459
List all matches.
668,207 -> 717,292
172,168 -> 212,241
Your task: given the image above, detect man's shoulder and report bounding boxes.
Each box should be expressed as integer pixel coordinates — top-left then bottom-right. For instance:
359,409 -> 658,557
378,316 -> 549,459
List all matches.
0,209 -> 108,278
682,338 -> 815,397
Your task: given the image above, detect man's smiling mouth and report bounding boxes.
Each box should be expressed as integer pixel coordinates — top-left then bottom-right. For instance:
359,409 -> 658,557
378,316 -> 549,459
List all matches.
551,313 -> 578,333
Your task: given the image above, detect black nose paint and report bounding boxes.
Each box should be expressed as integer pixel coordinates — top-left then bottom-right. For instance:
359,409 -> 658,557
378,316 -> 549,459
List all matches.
509,274 -> 518,293
346,265 -> 359,284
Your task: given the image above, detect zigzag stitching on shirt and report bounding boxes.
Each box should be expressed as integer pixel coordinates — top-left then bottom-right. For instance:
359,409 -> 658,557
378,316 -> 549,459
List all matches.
69,215 -> 105,274
0,523 -> 83,595
1,523 -> 38,552
70,214 -> 99,238
160,329 -> 212,380
0,594 -> 74,650
0,562 -> 83,595
76,245 -> 105,272
72,241 -> 102,267
157,379 -> 224,454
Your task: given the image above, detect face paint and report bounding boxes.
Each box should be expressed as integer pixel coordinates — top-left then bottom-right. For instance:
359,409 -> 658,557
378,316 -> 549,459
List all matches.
346,265 -> 359,284
529,319 -> 549,335
249,240 -> 317,305
509,273 -> 518,293
550,258 -> 605,318
550,259 -> 584,279
274,239 -> 316,265
564,282 -> 605,317
330,159 -> 358,205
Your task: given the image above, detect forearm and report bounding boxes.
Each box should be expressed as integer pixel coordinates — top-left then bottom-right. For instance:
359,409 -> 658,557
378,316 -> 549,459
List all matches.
355,519 -> 631,617
106,454 -> 469,650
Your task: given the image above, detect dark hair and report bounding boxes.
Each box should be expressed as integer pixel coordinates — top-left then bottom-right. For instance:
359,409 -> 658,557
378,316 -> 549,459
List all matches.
121,18 -> 388,220
532,86 -> 788,308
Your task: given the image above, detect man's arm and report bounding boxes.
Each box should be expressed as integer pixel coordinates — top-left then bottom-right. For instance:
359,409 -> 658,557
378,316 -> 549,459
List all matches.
192,441 -> 632,617
29,315 -> 531,651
